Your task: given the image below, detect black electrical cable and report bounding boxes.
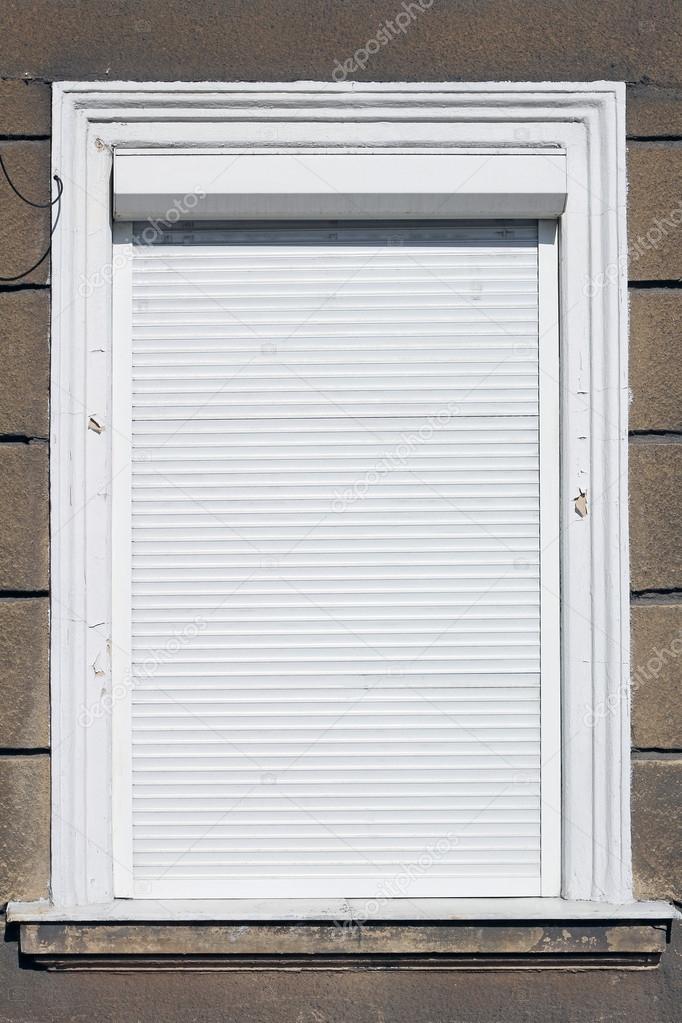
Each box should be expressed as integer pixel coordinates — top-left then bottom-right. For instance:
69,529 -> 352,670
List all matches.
0,151 -> 64,282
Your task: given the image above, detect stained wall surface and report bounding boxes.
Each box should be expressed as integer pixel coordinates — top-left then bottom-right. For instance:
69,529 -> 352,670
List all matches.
0,2 -> 680,1019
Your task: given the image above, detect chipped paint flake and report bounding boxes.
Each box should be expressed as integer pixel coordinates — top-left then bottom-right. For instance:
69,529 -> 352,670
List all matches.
574,489 -> 588,518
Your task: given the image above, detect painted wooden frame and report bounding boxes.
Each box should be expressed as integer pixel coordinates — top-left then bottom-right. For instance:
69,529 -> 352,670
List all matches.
46,81 -> 630,915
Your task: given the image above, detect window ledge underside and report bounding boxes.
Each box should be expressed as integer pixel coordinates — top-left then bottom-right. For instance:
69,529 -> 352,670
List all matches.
8,899 -> 677,971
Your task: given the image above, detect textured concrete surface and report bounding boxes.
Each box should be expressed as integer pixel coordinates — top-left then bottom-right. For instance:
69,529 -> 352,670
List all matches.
0,599 -> 49,748
630,289 -> 682,432
0,0 -> 680,85
20,921 -> 667,957
0,79 -> 50,136
628,144 -> 682,281
0,443 -> 49,591
633,597 -> 682,752
0,921 -> 680,1023
627,87 -> 682,138
0,140 -> 50,286
630,442 -> 682,592
0,755 -> 49,904
632,758 -> 682,901
0,290 -> 50,437
631,602 -> 682,749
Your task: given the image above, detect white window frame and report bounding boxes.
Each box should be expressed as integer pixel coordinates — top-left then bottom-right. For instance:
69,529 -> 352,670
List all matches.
43,81 -> 634,918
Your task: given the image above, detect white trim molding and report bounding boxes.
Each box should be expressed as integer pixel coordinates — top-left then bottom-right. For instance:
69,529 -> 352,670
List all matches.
49,81 -> 631,913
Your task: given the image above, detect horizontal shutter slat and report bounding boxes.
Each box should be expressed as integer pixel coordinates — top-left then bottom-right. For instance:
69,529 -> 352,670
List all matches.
127,220 -> 544,898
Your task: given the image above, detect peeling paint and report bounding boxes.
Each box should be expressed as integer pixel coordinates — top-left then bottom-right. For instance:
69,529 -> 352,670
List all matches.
88,416 -> 104,434
574,489 -> 588,518
91,653 -> 105,679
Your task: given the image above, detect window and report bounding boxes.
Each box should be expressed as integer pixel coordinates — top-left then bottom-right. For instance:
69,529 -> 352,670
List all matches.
110,218 -> 559,899
44,83 -> 632,917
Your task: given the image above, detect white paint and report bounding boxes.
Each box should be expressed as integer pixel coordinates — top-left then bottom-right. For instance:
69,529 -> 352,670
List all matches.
8,897 -> 678,924
113,150 -> 568,219
50,81 -> 632,916
110,223 -> 135,898
112,219 -> 559,900
537,220 -> 562,897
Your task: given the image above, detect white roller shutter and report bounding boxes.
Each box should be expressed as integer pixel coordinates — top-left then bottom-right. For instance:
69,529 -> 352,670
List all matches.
112,220 -> 560,900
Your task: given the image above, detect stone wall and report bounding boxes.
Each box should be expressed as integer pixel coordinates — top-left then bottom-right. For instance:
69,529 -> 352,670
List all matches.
0,2 -> 680,1019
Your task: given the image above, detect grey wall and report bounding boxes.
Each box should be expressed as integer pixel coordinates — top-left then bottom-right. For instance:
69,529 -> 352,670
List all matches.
0,1 -> 680,1019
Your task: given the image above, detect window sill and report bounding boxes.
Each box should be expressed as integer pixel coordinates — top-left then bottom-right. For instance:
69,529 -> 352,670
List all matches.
8,899 -> 677,971
8,897 -> 678,924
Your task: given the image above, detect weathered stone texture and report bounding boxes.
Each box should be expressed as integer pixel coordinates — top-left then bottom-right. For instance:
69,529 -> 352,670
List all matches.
629,289 -> 682,432
628,144 -> 682,281
0,141 -> 50,286
0,290 -> 49,437
0,599 -> 49,748
17,921 -> 667,958
0,80 -> 50,136
630,442 -> 682,592
0,1 -> 680,85
0,755 -> 49,905
627,87 -> 682,137
0,443 -> 48,591
1,918 -> 682,1022
632,758 -> 682,901
631,602 -> 682,748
